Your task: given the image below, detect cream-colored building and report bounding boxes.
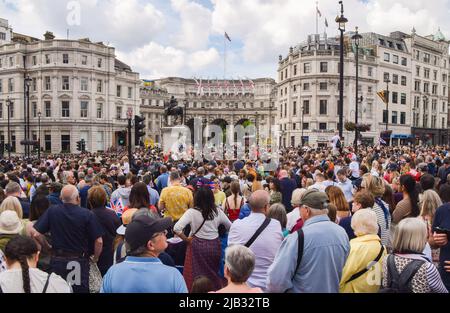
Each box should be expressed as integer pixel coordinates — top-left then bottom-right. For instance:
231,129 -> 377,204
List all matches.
140,77 -> 277,145
0,20 -> 140,155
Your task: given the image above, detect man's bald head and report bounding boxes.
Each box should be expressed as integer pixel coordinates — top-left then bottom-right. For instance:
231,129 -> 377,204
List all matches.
60,185 -> 80,204
249,190 -> 270,213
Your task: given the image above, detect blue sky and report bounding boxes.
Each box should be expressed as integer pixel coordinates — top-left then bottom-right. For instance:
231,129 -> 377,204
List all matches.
1,0 -> 449,79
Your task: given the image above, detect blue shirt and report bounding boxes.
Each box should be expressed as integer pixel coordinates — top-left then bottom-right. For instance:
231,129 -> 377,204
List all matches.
239,203 -> 251,219
147,186 -> 160,206
156,173 -> 169,193
101,256 -> 188,293
266,215 -> 350,293
34,203 -> 104,254
280,178 -> 297,212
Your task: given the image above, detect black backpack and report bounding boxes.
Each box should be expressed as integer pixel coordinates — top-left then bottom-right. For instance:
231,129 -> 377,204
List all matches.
380,255 -> 425,293
336,139 -> 342,149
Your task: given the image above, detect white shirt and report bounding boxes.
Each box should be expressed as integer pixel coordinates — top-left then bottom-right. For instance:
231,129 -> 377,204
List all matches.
286,208 -> 301,232
0,269 -> 72,293
173,208 -> 231,240
228,213 -> 284,291
308,182 -> 326,192
349,161 -> 360,178
337,179 -> 354,202
330,135 -> 340,149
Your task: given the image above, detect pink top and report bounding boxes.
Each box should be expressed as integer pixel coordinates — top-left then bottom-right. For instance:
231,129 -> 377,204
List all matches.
210,287 -> 263,293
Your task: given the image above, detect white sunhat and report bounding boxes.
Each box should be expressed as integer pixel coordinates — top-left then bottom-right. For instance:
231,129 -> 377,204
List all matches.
0,211 -> 23,235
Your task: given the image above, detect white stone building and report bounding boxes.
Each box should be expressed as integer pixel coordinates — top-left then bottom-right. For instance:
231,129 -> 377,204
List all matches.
139,77 -> 277,146
0,21 -> 140,155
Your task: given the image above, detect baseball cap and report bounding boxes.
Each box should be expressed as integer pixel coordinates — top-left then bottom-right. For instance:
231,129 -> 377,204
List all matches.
116,208 -> 138,235
125,215 -> 172,252
299,189 -> 330,210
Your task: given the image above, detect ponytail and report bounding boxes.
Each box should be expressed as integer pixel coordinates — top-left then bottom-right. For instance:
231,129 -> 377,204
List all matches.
18,256 -> 31,293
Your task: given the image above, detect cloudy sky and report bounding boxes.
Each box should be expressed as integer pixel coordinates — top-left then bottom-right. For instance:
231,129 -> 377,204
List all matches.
1,0 -> 450,80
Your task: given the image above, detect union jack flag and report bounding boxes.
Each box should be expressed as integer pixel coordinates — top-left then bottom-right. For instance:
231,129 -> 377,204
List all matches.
107,197 -> 125,218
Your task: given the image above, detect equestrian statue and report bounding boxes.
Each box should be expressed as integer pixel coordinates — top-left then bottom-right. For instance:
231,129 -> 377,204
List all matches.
164,96 -> 186,126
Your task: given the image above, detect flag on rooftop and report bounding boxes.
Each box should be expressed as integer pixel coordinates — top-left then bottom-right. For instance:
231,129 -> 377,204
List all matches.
225,32 -> 231,42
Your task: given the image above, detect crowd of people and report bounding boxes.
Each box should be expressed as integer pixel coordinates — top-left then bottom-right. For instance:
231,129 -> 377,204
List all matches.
0,142 -> 449,293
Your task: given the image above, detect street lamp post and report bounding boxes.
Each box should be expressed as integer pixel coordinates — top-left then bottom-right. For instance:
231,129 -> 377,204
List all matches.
301,103 -> 304,146
385,78 -> 391,131
336,1 -> 348,140
24,75 -> 32,159
6,97 -> 12,159
352,27 -> 363,153
38,111 -> 41,160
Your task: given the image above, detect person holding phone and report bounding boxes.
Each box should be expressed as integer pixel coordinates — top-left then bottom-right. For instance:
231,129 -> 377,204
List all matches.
431,201 -> 450,291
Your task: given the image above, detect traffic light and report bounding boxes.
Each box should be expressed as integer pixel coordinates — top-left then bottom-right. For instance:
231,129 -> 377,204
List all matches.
118,131 -> 126,146
76,139 -> 86,152
134,115 -> 146,146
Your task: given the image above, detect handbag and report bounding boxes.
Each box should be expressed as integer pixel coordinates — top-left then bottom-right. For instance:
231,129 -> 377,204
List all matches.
89,259 -> 102,293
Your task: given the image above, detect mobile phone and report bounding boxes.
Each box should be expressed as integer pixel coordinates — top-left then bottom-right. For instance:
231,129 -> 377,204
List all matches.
434,227 -> 450,235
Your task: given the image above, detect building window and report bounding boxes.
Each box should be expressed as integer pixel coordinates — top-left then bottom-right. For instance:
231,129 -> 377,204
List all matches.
117,85 -> 121,97
432,84 -> 438,95
80,77 -> 88,92
0,32 -> 5,40
392,74 -> 398,84
319,123 -> 327,130
303,100 -> 310,114
401,57 -> 407,66
82,55 -> 87,65
293,101 -> 297,115
32,56 -> 37,66
320,62 -> 328,73
303,123 -> 309,130
319,100 -> 327,115
98,58 -> 102,68
393,55 -> 399,64
293,65 -> 297,76
44,134 -> 51,152
383,110 -> 388,123
414,80 -> 420,92
416,66 -> 420,76
45,54 -> 51,64
45,76 -> 51,90
63,54 -> 69,64
424,83 -> 429,93
116,106 -> 122,119
8,78 -> 14,92
368,67 -> 373,77
424,68 -> 430,79
293,85 -> 297,93
62,101 -> 70,117
304,63 -> 311,74
319,82 -> 327,90
0,79 -> 2,93
401,93 -> 406,105
97,80 -> 102,93
0,102 -> 2,119
61,134 -> 70,152
392,92 -> 398,104
423,53 -> 430,63
303,83 -> 310,91
32,78 -> 37,91
80,101 -> 88,118
384,53 -> 390,62
45,101 -> 51,117
62,76 -> 70,90
32,102 -> 37,118
401,76 -> 407,86
392,111 -> 398,124
9,57 -> 13,67
400,112 -> 406,124
97,103 -> 103,119
433,71 -> 437,81
128,87 -> 132,99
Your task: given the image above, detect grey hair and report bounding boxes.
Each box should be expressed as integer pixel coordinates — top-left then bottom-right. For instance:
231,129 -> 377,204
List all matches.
225,245 -> 256,283
5,182 -> 21,195
267,203 -> 287,229
392,218 -> 428,254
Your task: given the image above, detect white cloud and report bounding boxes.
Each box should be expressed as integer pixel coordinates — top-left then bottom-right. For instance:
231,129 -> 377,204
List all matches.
171,0 -> 213,51
117,42 -> 220,78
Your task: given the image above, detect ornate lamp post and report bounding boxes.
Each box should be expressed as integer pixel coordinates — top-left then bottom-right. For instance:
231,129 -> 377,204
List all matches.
352,27 -> 363,153
336,1 -> 348,140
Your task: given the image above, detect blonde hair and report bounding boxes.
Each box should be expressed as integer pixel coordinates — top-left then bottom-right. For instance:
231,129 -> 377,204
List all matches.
392,218 -> 428,253
351,209 -> 379,236
291,188 -> 307,206
420,189 -> 442,223
361,173 -> 385,197
0,196 -> 23,219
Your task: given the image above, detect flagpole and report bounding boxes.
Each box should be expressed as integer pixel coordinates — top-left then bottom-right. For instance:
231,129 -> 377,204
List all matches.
316,1 -> 319,35
224,32 -> 226,80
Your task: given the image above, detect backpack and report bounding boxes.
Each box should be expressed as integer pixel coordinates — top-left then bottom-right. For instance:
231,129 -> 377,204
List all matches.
380,255 -> 425,293
336,139 -> 342,149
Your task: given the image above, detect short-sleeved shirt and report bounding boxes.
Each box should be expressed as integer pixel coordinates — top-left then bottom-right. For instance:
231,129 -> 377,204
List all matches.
101,256 -> 187,293
159,184 -> 194,221
34,203 -> 104,254
432,203 -> 450,291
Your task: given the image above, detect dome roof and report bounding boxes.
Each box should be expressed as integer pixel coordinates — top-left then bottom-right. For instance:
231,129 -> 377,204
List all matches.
433,28 -> 446,41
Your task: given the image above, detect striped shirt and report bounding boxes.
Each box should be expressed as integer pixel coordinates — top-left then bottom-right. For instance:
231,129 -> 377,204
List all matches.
372,199 -> 391,247
382,254 -> 448,293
